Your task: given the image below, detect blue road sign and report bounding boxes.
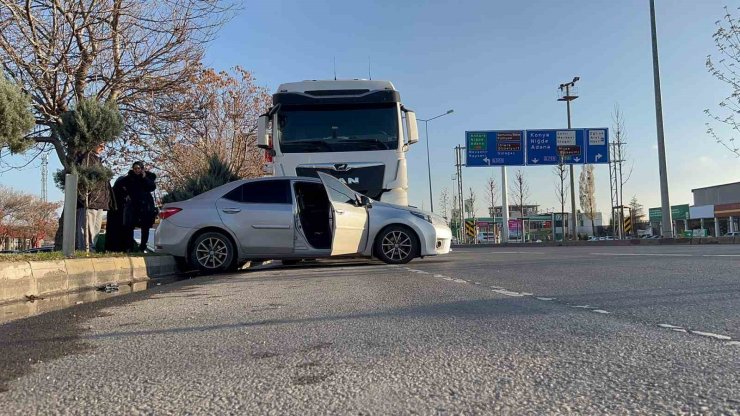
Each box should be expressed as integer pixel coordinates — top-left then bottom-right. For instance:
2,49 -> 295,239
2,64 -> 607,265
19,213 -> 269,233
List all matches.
526,129 -> 586,166
465,130 -> 525,167
585,128 -> 609,164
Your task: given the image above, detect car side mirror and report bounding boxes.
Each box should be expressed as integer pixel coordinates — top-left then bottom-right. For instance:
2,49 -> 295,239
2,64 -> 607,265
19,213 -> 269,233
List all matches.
357,194 -> 371,207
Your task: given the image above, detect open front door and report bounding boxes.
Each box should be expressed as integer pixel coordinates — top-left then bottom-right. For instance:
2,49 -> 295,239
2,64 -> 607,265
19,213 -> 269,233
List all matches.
317,172 -> 369,255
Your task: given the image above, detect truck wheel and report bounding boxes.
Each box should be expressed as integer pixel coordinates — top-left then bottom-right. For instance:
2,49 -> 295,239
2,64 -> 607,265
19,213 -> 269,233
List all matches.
188,232 -> 236,274
374,225 -> 419,264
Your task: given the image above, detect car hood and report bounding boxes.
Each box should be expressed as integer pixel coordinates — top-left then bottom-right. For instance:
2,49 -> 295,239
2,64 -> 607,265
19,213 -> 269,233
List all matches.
370,201 -> 447,224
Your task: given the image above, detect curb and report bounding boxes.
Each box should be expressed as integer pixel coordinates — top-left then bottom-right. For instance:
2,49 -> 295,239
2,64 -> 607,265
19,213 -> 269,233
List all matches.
0,255 -> 179,305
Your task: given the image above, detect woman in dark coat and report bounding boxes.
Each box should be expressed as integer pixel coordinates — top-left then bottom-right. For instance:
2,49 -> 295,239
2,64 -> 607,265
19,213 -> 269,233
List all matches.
106,161 -> 157,252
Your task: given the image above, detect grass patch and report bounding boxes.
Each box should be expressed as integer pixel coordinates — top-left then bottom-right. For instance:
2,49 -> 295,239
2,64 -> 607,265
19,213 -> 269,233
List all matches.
0,251 -> 164,263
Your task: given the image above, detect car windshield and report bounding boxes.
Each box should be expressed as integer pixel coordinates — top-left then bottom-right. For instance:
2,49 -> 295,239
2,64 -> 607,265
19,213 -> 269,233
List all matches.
277,104 -> 399,153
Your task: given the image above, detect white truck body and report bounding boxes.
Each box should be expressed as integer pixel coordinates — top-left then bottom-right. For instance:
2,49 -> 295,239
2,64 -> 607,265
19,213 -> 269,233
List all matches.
258,80 -> 418,206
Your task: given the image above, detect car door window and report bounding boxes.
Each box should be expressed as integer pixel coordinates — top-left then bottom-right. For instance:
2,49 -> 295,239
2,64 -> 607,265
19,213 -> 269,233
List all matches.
223,180 -> 292,204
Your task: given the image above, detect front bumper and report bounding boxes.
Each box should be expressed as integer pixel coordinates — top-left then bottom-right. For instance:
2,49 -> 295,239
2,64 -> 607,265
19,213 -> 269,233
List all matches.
432,223 -> 452,255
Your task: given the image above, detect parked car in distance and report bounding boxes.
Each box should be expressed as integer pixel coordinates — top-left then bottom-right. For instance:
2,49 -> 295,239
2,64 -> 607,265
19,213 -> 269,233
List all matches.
477,231 -> 496,244
155,174 -> 452,272
22,245 -> 55,254
724,232 -> 740,237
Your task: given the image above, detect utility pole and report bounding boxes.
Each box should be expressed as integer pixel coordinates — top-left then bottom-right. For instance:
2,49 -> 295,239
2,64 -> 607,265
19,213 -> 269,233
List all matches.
557,77 -> 580,239
41,152 -> 49,202
650,0 -> 673,237
454,145 -> 465,243
501,166 -> 510,243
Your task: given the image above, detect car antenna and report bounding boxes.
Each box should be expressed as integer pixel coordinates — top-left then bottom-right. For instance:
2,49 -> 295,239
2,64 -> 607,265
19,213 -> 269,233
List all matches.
333,57 -> 337,80
368,56 -> 372,80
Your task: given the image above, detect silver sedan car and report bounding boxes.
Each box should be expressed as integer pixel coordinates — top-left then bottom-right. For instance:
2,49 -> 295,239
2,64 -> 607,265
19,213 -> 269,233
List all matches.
155,173 -> 451,272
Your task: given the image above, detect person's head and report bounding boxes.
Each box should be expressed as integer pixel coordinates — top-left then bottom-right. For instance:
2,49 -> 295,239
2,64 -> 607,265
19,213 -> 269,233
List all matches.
94,143 -> 105,154
132,161 -> 145,174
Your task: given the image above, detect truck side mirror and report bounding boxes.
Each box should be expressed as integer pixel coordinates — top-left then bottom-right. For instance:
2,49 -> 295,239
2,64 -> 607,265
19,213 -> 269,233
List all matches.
406,110 -> 419,145
257,115 -> 270,149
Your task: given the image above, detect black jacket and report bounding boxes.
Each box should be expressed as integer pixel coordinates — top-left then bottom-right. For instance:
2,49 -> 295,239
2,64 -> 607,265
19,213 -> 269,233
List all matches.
114,170 -> 157,227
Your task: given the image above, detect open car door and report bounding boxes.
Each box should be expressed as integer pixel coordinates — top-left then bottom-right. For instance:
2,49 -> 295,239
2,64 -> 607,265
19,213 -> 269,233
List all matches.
317,172 -> 369,256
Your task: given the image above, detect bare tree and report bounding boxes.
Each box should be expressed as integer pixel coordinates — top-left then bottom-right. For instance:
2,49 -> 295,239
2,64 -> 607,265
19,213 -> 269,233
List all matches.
465,187 -> 477,219
0,185 -> 59,249
510,169 -> 529,241
611,105 -> 634,238
629,195 -> 645,222
510,169 -> 529,218
0,0 -> 236,172
151,67 -> 271,192
579,164 -> 597,235
705,6 -> 740,158
553,154 -> 569,238
438,187 -> 450,224
484,176 -> 499,218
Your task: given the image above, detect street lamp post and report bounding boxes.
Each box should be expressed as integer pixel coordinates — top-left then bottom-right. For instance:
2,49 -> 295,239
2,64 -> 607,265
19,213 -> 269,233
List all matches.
649,0 -> 673,238
418,109 -> 454,213
557,77 -> 580,240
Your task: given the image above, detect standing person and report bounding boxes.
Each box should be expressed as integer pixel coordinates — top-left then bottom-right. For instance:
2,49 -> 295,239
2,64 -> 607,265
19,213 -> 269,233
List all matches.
76,143 -> 112,252
111,161 -> 157,252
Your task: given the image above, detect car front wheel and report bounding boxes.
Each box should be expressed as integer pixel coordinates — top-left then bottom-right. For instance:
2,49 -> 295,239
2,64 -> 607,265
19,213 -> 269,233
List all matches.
189,232 -> 236,274
374,225 -> 419,264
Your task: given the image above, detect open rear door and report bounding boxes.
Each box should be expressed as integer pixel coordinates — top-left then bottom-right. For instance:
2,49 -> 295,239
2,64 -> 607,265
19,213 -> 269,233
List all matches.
317,172 -> 369,255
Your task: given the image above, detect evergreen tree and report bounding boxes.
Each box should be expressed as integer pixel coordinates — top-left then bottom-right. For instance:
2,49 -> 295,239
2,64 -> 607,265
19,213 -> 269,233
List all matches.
162,155 -> 241,203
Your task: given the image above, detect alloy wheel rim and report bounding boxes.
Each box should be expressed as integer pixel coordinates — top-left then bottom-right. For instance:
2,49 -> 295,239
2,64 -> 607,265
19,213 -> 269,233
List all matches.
196,237 -> 228,269
381,230 -> 412,261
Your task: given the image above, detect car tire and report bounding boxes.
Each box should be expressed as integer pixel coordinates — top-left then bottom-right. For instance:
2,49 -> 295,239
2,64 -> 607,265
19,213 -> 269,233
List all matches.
188,232 -> 236,274
374,225 -> 419,264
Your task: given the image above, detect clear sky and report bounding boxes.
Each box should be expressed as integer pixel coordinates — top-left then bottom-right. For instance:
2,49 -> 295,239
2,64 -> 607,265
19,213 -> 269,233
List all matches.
3,0 -> 739,217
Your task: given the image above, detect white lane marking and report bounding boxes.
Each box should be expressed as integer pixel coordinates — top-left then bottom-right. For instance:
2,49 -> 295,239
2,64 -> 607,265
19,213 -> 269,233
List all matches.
434,274 -> 446,278
658,324 -> 683,329
452,279 -> 467,283
536,297 -> 555,301
726,341 -> 740,346
491,289 -> 526,297
702,254 -> 740,257
442,277 -> 455,281
672,328 -> 687,333
592,309 -> 610,314
691,331 -> 732,341
591,253 -> 692,257
474,282 -> 481,285
571,305 -> 592,309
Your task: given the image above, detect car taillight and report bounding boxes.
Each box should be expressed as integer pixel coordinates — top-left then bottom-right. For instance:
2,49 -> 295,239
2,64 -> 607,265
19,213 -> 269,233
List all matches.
159,207 -> 182,220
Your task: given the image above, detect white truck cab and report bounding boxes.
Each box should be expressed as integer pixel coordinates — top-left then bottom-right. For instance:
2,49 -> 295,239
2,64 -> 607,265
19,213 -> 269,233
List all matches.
257,79 -> 419,206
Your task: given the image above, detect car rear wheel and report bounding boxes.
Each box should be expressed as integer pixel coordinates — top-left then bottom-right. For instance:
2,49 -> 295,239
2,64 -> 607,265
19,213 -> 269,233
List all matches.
188,232 -> 236,274
374,225 -> 419,264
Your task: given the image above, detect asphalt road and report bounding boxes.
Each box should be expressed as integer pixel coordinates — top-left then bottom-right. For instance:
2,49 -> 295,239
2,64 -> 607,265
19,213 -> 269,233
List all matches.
0,245 -> 738,414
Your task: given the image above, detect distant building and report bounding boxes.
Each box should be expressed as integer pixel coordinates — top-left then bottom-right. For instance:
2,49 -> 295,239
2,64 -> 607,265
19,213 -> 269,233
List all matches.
489,204 -> 540,218
687,181 -> 740,236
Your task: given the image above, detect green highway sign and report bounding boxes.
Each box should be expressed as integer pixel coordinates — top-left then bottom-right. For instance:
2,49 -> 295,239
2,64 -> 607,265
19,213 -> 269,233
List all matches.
648,204 -> 690,222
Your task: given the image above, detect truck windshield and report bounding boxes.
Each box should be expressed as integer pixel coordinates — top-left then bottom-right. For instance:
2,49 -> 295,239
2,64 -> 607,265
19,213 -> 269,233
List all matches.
277,104 -> 399,153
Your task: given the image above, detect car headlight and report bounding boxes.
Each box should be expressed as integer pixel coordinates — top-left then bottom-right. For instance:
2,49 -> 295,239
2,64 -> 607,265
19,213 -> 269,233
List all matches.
410,211 -> 433,223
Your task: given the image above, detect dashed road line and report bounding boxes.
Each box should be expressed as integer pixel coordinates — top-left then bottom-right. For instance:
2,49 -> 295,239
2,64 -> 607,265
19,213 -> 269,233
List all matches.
691,331 -> 732,341
407,267 -> 737,348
